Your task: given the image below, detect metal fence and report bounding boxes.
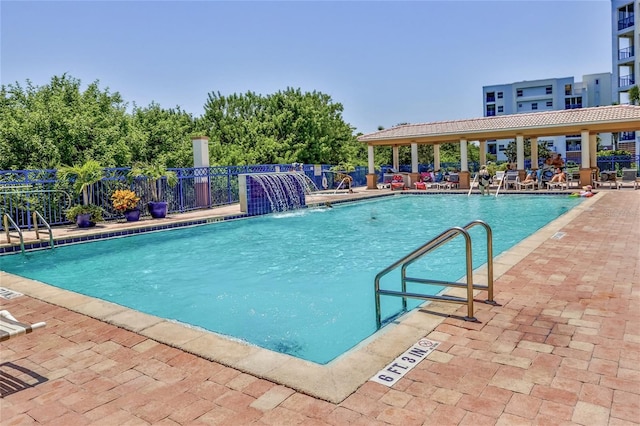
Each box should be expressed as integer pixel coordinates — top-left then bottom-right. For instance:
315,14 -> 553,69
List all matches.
0,164 -> 370,230
2,157 -> 637,231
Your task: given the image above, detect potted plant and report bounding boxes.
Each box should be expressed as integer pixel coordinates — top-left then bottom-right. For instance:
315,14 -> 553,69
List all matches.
64,204 -> 104,228
128,161 -> 178,219
111,189 -> 141,222
58,160 -> 105,227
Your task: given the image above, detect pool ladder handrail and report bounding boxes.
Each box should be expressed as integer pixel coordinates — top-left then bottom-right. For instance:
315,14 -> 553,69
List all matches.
32,210 -> 55,250
467,173 -> 478,196
374,220 -> 497,328
3,214 -> 25,254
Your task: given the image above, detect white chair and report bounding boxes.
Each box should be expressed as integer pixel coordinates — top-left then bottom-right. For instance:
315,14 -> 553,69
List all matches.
593,171 -> 620,189
515,176 -> 536,190
0,310 -> 46,342
503,171 -> 519,190
619,169 -> 639,190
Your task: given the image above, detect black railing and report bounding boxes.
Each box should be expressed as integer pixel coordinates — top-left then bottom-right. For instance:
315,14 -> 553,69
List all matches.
619,75 -> 636,87
618,46 -> 635,60
618,14 -> 635,30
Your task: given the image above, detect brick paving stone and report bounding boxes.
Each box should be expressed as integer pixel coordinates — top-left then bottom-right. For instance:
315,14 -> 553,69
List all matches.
571,401 -> 611,425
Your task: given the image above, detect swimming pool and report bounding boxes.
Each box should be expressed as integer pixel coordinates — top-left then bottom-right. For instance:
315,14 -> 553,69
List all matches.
0,194 -> 582,364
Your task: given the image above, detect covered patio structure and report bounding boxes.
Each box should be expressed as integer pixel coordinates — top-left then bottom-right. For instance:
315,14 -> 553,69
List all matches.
358,105 -> 640,190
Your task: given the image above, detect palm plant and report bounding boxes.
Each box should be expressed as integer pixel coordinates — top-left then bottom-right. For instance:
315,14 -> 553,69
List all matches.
58,160 -> 105,224
57,159 -> 104,206
128,161 -> 178,202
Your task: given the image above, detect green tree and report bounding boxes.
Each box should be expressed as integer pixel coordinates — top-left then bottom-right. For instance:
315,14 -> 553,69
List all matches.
503,139 -> 551,165
200,88 -> 360,166
629,85 -> 639,105
130,102 -> 196,167
0,74 -> 132,169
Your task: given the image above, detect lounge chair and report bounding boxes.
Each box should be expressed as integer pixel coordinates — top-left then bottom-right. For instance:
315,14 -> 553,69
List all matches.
0,310 -> 46,342
619,169 -> 639,190
593,170 -> 620,189
390,175 -> 405,191
515,176 -> 536,190
440,173 -> 460,189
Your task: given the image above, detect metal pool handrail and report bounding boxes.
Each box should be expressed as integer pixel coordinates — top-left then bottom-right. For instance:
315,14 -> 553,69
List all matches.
2,214 -> 25,254
374,220 -> 496,328
32,211 -> 54,250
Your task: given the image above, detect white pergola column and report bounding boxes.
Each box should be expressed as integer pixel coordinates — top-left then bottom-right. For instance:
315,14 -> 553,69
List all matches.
516,135 -> 525,171
367,145 -> 375,174
581,130 -> 590,167
459,139 -> 468,172
411,143 -> 418,173
589,134 -> 597,168
530,137 -> 538,169
479,140 -> 487,166
191,136 -> 210,207
433,144 -> 441,170
392,145 -> 399,171
580,130 -> 593,185
366,144 -> 378,189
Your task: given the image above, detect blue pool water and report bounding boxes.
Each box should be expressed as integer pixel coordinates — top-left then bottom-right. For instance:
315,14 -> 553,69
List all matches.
0,194 -> 581,364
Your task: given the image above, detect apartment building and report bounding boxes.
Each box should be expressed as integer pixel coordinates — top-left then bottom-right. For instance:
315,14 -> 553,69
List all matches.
482,74 -> 612,163
612,0 -> 639,154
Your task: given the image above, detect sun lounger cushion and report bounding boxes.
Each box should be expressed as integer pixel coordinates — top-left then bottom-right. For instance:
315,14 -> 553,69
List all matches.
0,310 -> 46,342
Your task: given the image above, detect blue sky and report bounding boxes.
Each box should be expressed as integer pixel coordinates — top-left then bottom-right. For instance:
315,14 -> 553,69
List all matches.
1,1 -> 611,134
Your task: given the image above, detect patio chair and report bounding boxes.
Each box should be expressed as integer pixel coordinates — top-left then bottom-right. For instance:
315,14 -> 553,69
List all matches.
503,171 -> 519,190
0,310 -> 46,342
619,169 -> 639,189
390,175 -> 405,191
492,171 -> 506,190
441,173 -> 460,189
593,170 -> 620,189
515,176 -> 536,190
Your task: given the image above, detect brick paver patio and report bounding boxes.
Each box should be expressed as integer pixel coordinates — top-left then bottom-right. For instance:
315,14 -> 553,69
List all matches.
1,191 -> 638,425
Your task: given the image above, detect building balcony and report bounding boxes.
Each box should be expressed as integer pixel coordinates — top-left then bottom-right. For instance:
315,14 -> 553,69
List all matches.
618,14 -> 635,31
618,46 -> 635,60
564,104 -> 583,110
620,131 -> 636,142
619,75 -> 636,87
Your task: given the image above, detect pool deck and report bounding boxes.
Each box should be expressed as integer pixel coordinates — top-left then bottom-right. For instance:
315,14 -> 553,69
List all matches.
1,188 -> 639,425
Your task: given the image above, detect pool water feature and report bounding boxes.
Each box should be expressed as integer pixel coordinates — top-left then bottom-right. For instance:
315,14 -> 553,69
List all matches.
0,195 -> 582,364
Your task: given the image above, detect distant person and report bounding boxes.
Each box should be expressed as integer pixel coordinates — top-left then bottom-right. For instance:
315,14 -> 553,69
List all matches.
477,165 -> 491,195
550,167 -> 565,183
523,170 -> 535,184
552,154 -> 564,169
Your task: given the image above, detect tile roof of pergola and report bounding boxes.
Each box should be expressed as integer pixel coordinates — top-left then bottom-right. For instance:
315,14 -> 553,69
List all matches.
357,104 -> 640,146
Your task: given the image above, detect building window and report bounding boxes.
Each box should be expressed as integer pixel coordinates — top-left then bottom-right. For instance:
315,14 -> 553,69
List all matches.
516,89 -> 523,97
545,86 -> 552,94
486,92 -> 495,102
498,144 -> 506,152
595,79 -> 599,85
497,92 -> 503,99
488,143 -> 497,155
486,105 -> 496,116
565,84 -> 572,95
518,103 -> 523,108
497,106 -> 503,113
532,103 -> 538,110
546,101 -> 553,107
